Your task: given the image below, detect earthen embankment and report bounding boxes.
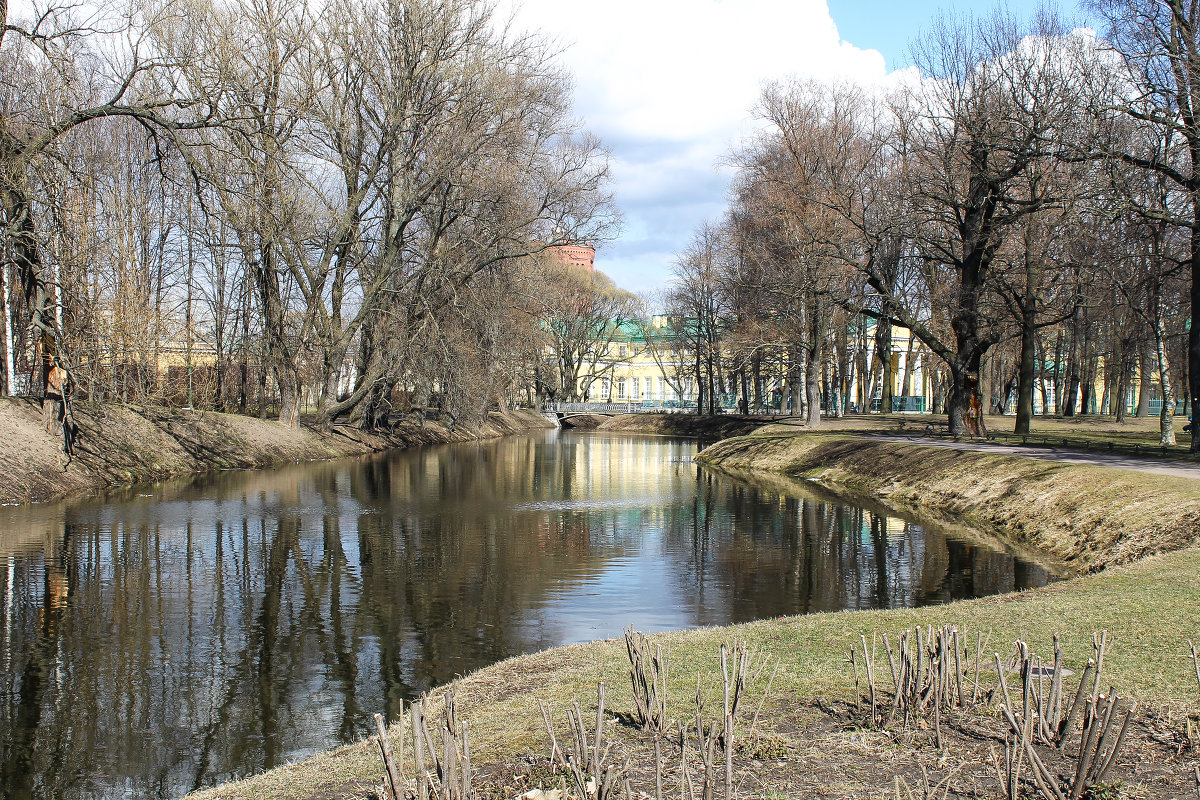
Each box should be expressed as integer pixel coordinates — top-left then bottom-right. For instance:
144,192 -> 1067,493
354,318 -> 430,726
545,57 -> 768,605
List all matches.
0,398 -> 553,505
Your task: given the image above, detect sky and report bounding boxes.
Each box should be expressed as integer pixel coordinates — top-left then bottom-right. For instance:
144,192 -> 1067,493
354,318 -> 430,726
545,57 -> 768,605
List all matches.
497,0 -> 1091,296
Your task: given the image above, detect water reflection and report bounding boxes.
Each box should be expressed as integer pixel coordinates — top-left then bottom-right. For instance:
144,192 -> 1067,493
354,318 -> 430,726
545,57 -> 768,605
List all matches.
0,430 -> 1053,799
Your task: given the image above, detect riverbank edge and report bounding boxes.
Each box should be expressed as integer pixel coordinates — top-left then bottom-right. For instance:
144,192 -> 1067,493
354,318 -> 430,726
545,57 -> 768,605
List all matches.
597,410 -> 779,437
182,425 -> 1200,800
694,432 -> 1200,571
0,397 -> 554,506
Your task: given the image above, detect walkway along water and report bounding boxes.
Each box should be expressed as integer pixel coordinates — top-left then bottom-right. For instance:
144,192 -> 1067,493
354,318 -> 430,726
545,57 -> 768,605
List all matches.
867,433 -> 1200,480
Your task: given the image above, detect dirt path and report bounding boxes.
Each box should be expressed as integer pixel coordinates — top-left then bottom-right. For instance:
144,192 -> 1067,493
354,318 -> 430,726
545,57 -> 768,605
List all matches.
867,433 -> 1200,480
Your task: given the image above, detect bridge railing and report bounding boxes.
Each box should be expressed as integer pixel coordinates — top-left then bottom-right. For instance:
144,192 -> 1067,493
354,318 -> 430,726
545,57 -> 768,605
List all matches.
543,402 -> 647,414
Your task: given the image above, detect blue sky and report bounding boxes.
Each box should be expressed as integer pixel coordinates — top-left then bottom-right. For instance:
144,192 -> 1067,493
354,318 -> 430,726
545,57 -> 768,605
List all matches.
828,1 -> 1094,70
499,0 -> 1095,296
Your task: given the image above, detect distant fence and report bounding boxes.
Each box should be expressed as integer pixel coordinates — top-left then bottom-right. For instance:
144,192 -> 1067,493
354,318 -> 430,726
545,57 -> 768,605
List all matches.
868,396 -> 928,413
980,430 -> 1195,459
543,402 -> 649,414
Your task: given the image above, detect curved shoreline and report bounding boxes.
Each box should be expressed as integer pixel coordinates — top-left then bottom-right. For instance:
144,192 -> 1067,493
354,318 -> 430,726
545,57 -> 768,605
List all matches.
0,398 -> 554,506
185,425 -> 1200,800
695,432 -> 1200,571
702,460 -> 1072,576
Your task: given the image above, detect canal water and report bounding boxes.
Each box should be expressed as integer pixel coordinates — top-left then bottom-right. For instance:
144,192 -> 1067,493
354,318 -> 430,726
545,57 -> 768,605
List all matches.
0,429 -> 1053,799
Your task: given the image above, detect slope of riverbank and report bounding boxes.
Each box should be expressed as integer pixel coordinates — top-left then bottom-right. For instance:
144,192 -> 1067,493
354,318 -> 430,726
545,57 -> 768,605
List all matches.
695,432 -> 1200,571
598,411 -> 779,437
0,398 -> 553,505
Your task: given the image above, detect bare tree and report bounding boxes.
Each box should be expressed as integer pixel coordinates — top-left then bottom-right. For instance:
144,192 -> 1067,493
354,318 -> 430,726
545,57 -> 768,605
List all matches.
311,0 -> 614,429
668,223 -> 727,416
0,0 -> 225,436
532,257 -> 638,403
752,14 -> 1098,435
1091,0 -> 1200,449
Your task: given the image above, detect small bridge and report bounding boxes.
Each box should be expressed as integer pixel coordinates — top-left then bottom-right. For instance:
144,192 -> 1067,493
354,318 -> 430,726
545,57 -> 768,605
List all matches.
541,401 -> 652,425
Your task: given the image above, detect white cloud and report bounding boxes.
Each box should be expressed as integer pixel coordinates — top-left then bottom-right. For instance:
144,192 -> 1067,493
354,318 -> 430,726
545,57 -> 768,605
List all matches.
496,0 -> 898,293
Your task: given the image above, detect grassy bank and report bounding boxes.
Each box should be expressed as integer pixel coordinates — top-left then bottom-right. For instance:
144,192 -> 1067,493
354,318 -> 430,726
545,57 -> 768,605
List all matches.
695,433 -> 1200,571
189,543 -> 1200,800
0,398 -> 553,505
598,411 -> 779,437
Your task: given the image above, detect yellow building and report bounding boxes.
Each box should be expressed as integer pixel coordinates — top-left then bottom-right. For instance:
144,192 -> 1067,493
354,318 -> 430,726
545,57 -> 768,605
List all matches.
573,316 -> 931,414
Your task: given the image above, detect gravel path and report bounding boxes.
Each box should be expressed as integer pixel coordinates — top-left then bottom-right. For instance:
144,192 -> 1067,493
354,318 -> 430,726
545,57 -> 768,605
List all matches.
867,434 -> 1200,481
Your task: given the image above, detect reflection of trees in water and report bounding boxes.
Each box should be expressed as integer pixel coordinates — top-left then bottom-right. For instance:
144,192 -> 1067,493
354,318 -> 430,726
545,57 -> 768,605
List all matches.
0,526 -> 70,800
0,434 -> 1051,800
660,471 -> 1049,626
0,434 -> 676,799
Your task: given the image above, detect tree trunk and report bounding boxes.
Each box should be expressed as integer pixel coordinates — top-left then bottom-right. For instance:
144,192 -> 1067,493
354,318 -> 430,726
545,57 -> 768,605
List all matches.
1154,304 -> 1177,446
841,343 -> 853,414
1136,346 -> 1152,417
1106,335 -> 1122,418
1115,345 -> 1128,423
829,345 -> 843,418
1014,306 -> 1036,433
900,335 -> 915,398
258,355 -> 269,419
239,359 -> 249,414
1078,355 -> 1093,415
751,348 -> 763,412
979,355 -> 992,417
805,298 -> 824,428
805,364 -> 821,427
1063,316 -> 1079,417
1,262 -> 13,395
700,347 -> 710,417
856,332 -> 869,413
317,354 -> 342,428
1050,327 -> 1064,414
1190,215 -> 1200,451
277,371 -> 301,427
788,349 -> 803,418
946,368 -> 980,437
876,316 -> 892,414
4,185 -> 65,407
